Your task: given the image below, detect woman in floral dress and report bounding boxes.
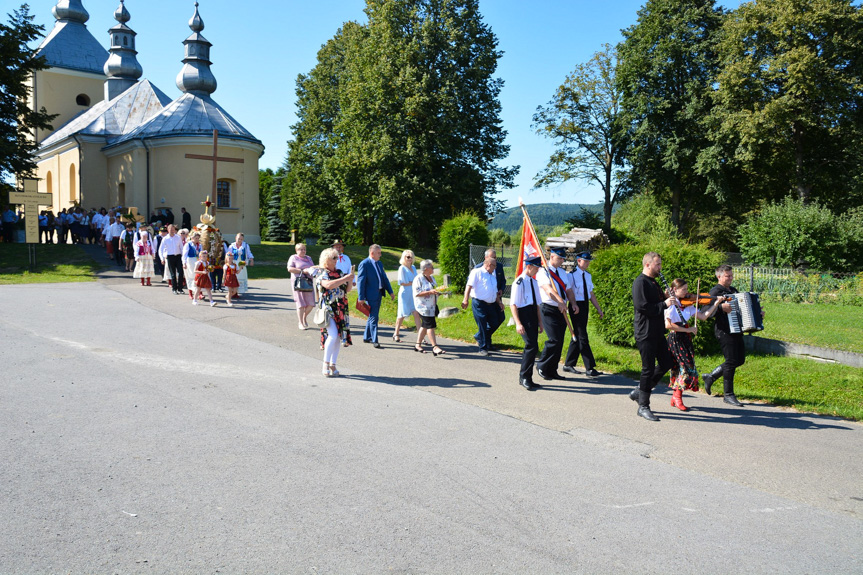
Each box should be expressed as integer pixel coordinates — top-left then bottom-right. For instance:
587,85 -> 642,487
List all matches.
316,248 -> 355,377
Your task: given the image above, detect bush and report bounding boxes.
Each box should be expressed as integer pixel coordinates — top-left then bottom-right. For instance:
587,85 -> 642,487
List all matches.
610,193 -> 676,243
738,196 -> 851,271
590,239 -> 725,353
438,213 -> 489,291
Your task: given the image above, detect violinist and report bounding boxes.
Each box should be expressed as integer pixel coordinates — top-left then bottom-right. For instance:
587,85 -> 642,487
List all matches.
664,278 -> 724,411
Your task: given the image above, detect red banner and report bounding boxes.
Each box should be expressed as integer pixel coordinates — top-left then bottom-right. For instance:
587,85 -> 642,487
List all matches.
515,220 -> 542,277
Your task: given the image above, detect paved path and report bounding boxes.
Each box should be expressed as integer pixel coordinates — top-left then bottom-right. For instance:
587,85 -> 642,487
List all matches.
1,259 -> 861,573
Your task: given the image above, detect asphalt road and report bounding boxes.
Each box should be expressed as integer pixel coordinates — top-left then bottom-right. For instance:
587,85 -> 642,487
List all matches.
1,267 -> 861,573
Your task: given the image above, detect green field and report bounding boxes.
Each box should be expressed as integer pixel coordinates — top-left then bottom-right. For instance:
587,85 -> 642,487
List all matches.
0,244 -> 105,284
759,301 -> 863,353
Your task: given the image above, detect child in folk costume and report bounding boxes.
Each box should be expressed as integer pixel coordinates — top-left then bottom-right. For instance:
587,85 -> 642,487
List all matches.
133,230 -> 155,286
664,278 -> 724,411
192,251 -> 216,307
223,250 -> 240,307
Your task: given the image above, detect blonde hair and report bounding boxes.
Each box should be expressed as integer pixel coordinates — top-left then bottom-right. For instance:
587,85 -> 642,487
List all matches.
399,249 -> 415,267
319,247 -> 339,267
295,242 -> 306,252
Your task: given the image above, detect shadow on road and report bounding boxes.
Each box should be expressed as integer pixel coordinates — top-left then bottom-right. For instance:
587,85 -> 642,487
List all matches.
660,405 -> 855,430
343,373 -> 491,389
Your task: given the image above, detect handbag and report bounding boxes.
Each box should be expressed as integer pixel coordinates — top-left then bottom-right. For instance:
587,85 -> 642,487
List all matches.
355,300 -> 371,317
313,304 -> 329,327
294,274 -> 314,292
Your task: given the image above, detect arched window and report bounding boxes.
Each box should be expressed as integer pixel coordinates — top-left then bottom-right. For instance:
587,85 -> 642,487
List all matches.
217,180 -> 232,208
46,171 -> 53,197
123,36 -> 128,46
69,164 -> 77,203
76,94 -> 90,106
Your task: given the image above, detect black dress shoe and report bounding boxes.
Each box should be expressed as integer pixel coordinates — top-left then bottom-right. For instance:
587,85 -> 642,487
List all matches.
520,378 -> 536,391
723,393 -> 744,407
629,388 -> 640,402
537,369 -> 553,381
363,339 -> 371,343
637,406 -> 659,421
586,368 -> 601,377
561,366 -> 578,374
372,342 -> 381,349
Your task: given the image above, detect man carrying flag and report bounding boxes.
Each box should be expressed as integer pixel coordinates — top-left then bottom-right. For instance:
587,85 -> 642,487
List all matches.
535,247 -> 578,380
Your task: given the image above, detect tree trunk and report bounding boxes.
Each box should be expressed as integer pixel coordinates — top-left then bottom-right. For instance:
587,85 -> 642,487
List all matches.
793,121 -> 811,203
362,217 -> 374,246
603,165 -> 612,232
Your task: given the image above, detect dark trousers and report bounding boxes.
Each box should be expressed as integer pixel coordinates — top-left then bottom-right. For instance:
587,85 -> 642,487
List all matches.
472,299 -> 502,351
636,336 -> 674,407
211,269 -> 223,290
166,254 -> 184,290
565,302 -> 595,370
112,238 -> 123,265
718,331 -> 746,394
516,304 -> 540,381
537,303 -> 567,375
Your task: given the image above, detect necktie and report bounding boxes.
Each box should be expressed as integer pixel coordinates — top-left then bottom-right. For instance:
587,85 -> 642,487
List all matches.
530,277 -> 537,305
374,261 -> 383,289
582,271 -> 588,302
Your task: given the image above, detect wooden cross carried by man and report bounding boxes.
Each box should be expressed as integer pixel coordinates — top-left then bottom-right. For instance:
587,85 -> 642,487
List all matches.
185,129 -> 244,201
9,178 -> 52,244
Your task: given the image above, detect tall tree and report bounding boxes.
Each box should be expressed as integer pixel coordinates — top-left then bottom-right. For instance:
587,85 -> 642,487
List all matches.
617,0 -> 724,233
0,4 -> 56,184
285,0 -> 517,246
532,44 -> 626,232
705,0 -> 863,208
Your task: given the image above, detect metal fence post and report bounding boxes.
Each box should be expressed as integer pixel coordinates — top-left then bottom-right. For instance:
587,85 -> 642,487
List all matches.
750,263 -> 755,292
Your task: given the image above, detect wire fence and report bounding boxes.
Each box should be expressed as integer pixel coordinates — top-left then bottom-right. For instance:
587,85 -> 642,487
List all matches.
469,244 -> 515,299
732,265 -> 863,305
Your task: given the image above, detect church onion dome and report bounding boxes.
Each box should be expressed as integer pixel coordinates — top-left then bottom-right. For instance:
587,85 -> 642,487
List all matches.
52,0 -> 89,24
104,0 -> 143,100
176,2 -> 217,96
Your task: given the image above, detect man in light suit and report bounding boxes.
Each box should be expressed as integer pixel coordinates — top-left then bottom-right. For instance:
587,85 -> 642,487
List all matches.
357,244 -> 395,348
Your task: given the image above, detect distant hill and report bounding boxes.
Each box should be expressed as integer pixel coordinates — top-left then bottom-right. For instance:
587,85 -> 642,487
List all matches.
490,203 -> 602,234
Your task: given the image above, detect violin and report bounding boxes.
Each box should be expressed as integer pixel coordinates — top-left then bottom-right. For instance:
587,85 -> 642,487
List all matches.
678,293 -> 732,306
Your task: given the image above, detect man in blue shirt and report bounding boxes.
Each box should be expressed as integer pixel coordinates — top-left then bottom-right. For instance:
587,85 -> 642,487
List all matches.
2,206 -> 19,243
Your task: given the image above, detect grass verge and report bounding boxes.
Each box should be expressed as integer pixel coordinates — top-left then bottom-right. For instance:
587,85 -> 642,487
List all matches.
0,244 -> 104,284
759,301 -> 863,354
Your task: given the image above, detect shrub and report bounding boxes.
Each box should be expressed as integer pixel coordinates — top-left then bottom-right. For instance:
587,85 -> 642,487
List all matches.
590,239 -> 725,353
438,212 -> 489,291
738,196 -> 850,271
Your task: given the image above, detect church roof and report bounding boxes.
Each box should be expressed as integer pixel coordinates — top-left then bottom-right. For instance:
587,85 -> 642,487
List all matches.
35,20 -> 108,75
107,92 -> 263,148
39,80 -> 172,148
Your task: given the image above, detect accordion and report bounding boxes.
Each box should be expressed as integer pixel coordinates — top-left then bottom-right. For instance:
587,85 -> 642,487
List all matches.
727,292 -> 764,334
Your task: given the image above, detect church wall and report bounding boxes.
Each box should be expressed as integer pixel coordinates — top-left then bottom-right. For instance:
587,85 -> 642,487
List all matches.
106,148 -> 147,210
79,142 -> 109,209
35,145 -> 82,214
148,142 -> 261,243
30,69 -> 105,144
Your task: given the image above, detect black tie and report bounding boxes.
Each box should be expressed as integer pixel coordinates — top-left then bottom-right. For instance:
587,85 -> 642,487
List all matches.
582,272 -> 588,302
530,278 -> 537,305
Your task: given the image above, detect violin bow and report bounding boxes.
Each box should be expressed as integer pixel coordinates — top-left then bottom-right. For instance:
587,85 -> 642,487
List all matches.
694,278 -> 700,333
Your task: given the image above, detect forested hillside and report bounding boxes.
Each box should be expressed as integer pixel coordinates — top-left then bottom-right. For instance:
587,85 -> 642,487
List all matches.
490,203 -> 602,234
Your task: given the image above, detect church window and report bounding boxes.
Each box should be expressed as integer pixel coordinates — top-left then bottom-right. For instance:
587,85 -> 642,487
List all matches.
217,180 -> 232,208
118,183 -> 126,207
123,36 -> 128,46
69,164 -> 77,203
76,94 -> 90,106
46,172 -> 53,197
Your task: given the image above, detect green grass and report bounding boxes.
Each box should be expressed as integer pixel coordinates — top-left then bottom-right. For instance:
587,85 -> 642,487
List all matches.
343,278 -> 863,422
247,242 -> 438,280
0,244 -> 105,284
759,301 -> 863,353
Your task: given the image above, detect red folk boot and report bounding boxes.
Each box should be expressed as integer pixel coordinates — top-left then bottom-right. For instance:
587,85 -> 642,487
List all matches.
671,388 -> 689,411
146,277 -> 152,286
140,278 -> 145,286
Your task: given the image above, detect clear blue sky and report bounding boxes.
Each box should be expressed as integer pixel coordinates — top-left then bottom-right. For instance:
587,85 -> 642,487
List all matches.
26,0 -> 738,210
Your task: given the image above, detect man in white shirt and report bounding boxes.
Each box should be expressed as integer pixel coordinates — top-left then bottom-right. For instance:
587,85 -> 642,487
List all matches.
108,217 -> 126,266
535,247 -> 578,380
159,225 -> 185,294
563,252 -> 605,377
461,251 -> 502,356
333,239 -> 354,284
510,255 -> 544,390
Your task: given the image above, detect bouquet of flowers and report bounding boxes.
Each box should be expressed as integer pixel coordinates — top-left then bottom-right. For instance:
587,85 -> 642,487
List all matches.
237,260 -> 246,269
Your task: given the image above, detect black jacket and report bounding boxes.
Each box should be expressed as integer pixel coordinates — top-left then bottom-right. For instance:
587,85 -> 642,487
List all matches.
710,283 -> 739,336
632,273 -> 667,342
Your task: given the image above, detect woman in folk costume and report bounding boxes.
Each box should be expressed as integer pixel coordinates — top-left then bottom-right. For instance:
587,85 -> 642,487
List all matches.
227,233 -> 254,296
182,232 -> 202,299
133,230 -> 155,286
223,250 -> 240,307
664,278 -> 724,411
315,248 -> 354,376
192,251 -> 216,307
